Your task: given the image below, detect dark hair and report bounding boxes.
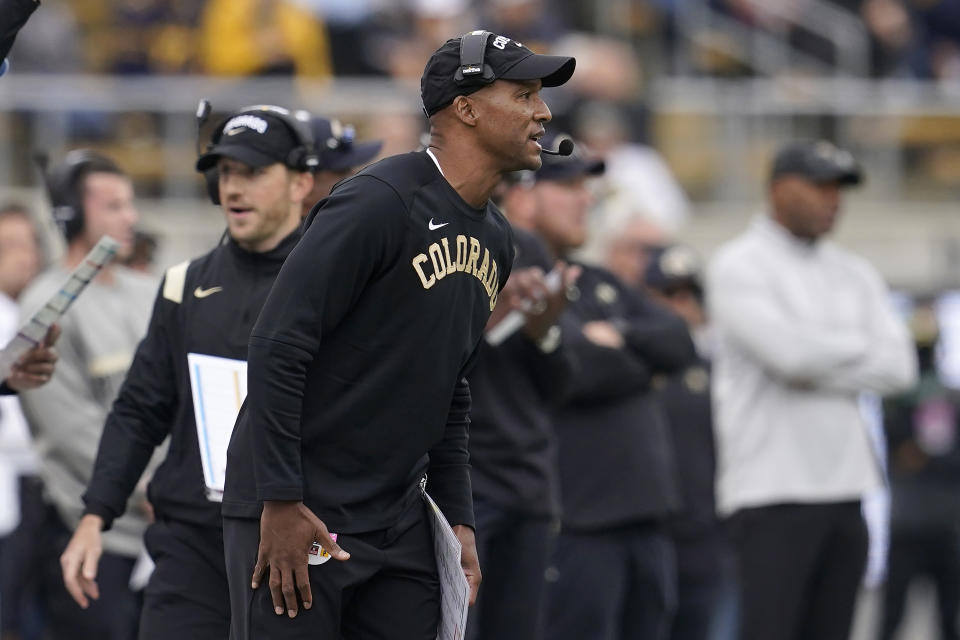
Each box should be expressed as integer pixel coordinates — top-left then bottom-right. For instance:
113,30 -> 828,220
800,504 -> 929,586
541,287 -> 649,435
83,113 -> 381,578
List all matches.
47,151 -> 126,242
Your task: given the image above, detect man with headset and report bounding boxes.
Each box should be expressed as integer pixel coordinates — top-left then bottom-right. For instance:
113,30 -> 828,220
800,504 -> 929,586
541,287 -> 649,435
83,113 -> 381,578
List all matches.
220,30 -> 575,639
301,116 -> 383,217
17,150 -> 156,640
58,105 -> 317,639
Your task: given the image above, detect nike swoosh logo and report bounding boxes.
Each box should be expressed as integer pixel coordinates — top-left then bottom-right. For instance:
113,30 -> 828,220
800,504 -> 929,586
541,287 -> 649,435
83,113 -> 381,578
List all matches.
194,286 -> 223,298
428,219 -> 449,231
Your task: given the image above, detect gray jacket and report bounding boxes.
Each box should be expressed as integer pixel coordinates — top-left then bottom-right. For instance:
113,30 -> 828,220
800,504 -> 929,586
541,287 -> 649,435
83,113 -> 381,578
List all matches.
19,264 -> 158,557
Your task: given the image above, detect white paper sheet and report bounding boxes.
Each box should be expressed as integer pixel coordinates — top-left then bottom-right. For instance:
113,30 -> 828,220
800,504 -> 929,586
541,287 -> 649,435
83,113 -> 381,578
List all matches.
0,236 -> 119,381
423,491 -> 470,640
186,353 -> 247,501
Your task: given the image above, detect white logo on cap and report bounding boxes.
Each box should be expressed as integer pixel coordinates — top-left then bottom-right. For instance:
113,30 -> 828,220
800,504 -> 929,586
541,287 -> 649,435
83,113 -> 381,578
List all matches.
223,115 -> 268,136
492,35 -> 510,50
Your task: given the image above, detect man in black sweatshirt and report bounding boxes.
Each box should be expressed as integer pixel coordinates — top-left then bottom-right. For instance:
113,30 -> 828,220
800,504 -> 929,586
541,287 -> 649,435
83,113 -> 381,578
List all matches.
523,144 -> 696,640
58,104 -> 317,639
220,30 -> 575,639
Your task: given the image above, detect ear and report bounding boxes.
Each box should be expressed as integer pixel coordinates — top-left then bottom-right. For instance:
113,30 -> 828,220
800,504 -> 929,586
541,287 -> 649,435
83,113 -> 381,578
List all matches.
452,95 -> 479,128
289,171 -> 315,204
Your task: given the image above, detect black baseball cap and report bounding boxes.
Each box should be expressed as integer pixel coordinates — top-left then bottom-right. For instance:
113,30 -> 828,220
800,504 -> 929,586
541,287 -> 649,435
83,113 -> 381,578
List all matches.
421,30 -> 576,117
534,135 -> 605,183
196,109 -> 305,172
770,140 -> 863,186
644,245 -> 703,294
310,117 -> 383,172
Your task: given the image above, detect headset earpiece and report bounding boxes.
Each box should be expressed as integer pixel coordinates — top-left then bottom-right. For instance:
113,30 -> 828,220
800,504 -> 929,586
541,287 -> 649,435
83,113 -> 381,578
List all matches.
455,30 -> 495,85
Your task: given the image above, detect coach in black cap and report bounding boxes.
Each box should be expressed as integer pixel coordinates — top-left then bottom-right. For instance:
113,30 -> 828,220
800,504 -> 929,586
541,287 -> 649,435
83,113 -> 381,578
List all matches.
221,31 -> 575,640
301,116 -> 383,217
61,104 -> 315,640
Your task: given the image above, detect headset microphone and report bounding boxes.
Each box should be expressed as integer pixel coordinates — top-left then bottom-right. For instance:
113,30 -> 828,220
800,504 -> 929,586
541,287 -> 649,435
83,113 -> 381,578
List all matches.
541,138 -> 574,157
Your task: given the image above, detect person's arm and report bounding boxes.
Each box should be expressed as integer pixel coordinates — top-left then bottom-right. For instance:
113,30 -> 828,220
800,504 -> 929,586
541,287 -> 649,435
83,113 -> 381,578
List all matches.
562,317 -> 653,404
817,266 -> 918,395
617,288 -> 697,374
61,282 -> 178,608
0,0 -> 40,61
707,252 -> 870,383
248,176 -> 404,619
81,283 -> 179,526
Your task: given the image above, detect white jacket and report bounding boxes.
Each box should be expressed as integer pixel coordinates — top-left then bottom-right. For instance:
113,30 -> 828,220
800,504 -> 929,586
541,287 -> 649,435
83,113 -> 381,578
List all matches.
707,215 -> 917,516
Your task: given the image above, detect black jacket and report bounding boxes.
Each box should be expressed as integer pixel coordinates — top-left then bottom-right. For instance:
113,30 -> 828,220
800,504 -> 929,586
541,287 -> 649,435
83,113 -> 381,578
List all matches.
468,230 -> 576,518
222,151 -> 514,534
554,264 -> 695,531
658,355 -> 720,540
82,231 -> 299,530
0,0 -> 37,61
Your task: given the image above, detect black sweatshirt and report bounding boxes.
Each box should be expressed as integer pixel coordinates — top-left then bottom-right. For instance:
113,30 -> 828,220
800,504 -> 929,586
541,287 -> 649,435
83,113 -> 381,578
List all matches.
554,264 -> 695,531
222,151 -> 515,533
467,229 -> 576,518
82,232 -> 299,530
1,0 -> 38,61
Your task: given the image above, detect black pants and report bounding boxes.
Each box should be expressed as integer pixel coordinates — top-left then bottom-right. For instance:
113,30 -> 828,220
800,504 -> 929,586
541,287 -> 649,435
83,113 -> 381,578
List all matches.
223,502 -> 439,640
728,501 -> 867,640
138,518 -> 230,640
0,477 -> 141,640
669,532 -> 734,640
544,522 -> 676,640
465,499 -> 554,640
879,523 -> 960,640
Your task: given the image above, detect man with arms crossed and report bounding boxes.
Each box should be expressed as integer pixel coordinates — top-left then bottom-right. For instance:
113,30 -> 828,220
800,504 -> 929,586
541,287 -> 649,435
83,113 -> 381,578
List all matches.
708,140 -> 918,640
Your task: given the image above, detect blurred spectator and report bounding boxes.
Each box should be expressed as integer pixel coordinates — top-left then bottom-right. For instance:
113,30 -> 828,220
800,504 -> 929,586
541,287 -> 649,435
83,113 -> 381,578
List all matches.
707,140 -> 918,640
290,0 -> 382,75
528,139 -> 696,640
302,115 -> 383,216
906,0 -> 960,79
589,205 -> 670,289
644,245 -> 737,640
198,0 -> 332,76
17,150 -> 157,640
0,203 -> 42,638
573,100 -> 690,233
478,0 -> 569,52
879,301 -> 960,640
465,200 -> 580,639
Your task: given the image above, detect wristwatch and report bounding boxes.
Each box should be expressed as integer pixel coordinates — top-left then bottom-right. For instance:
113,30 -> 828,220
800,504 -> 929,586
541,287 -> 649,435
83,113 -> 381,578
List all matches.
536,325 -> 562,354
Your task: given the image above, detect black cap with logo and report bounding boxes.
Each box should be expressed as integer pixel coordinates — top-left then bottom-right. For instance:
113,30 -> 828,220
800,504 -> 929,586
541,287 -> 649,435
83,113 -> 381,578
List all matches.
421,30 -> 576,117
770,140 -> 863,187
196,108 -> 314,172
644,245 -> 703,296
310,117 -> 383,172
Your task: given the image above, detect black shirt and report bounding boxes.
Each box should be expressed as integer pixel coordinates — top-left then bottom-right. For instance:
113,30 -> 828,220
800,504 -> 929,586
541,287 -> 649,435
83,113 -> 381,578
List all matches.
82,231 -> 299,530
468,229 -> 575,518
554,264 -> 695,531
222,151 -> 515,533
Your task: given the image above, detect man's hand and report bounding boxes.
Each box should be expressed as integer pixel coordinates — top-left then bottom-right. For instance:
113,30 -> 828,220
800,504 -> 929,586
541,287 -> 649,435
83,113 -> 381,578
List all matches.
582,320 -> 625,349
487,263 -> 581,340
253,501 -> 349,619
6,324 -> 60,392
60,513 -> 104,609
453,524 -> 481,606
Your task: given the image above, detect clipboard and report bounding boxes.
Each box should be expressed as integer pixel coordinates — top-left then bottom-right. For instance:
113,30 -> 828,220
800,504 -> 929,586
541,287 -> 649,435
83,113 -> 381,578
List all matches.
186,352 -> 247,501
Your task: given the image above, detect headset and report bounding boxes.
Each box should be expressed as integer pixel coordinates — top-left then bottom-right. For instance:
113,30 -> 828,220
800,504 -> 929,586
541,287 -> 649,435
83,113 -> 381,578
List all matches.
197,101 -> 319,205
455,30 -> 496,85
34,149 -> 123,242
